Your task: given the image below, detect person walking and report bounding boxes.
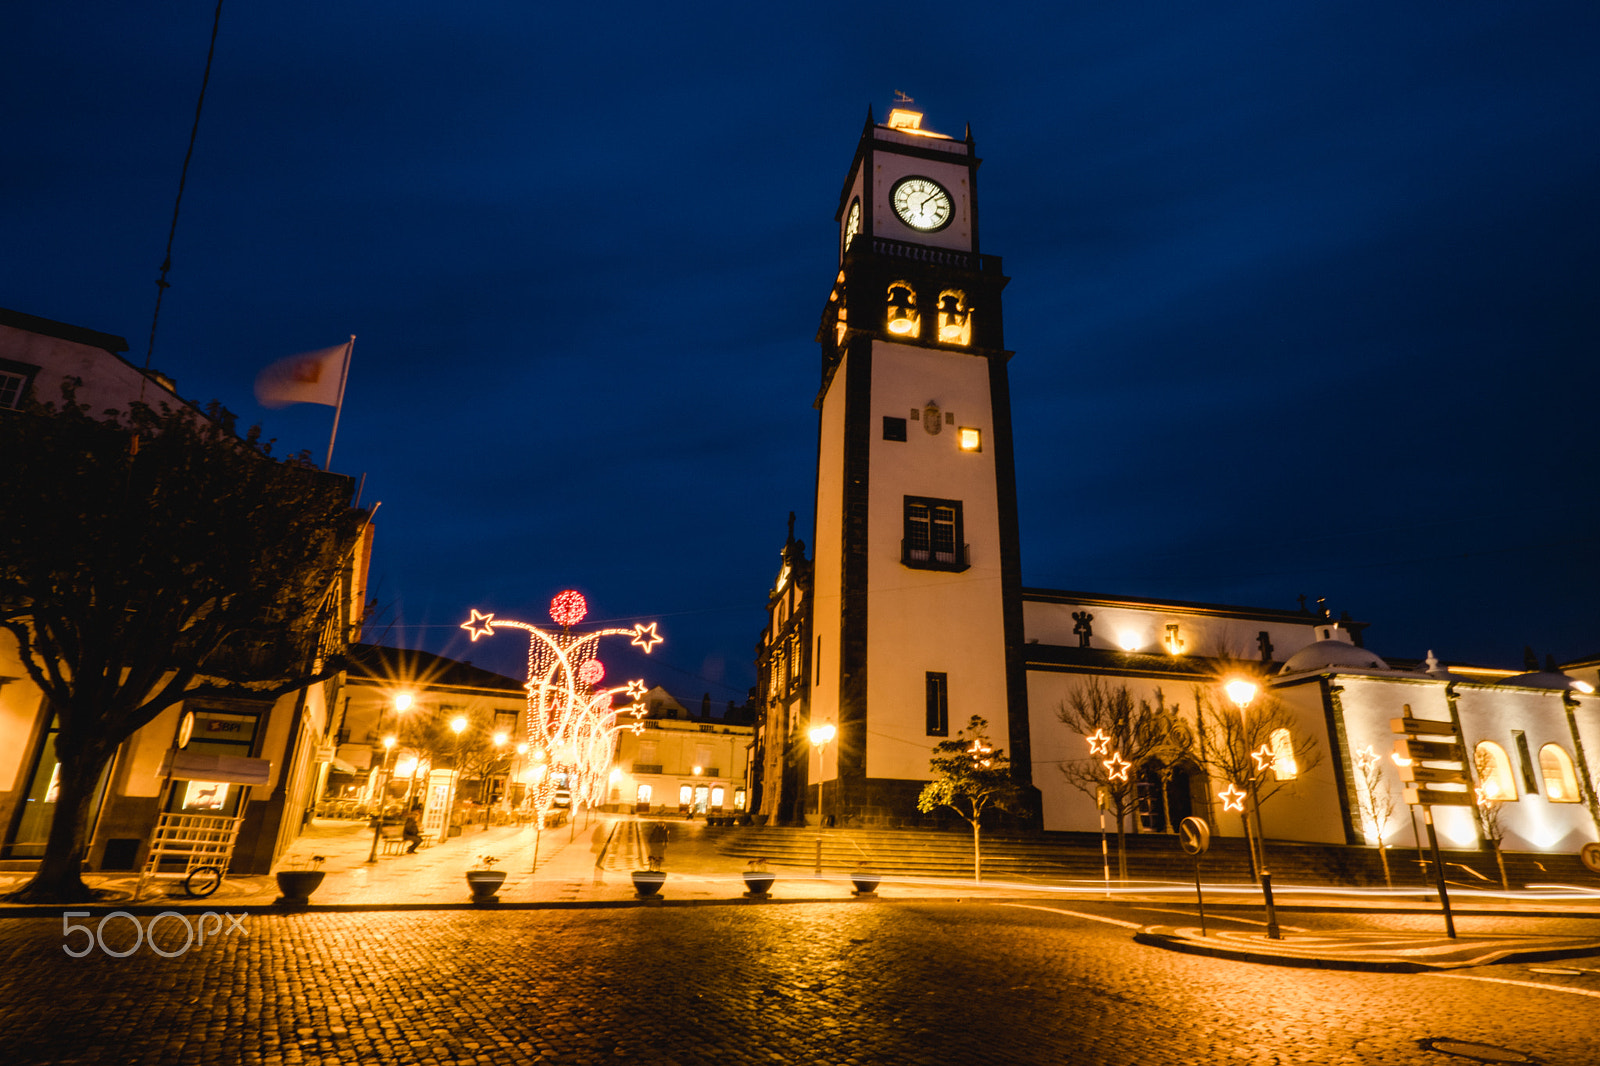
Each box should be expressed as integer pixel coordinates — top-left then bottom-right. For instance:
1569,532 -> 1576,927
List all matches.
645,821 -> 669,869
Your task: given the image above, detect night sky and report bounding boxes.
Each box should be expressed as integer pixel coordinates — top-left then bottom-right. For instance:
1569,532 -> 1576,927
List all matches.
6,4 -> 1598,702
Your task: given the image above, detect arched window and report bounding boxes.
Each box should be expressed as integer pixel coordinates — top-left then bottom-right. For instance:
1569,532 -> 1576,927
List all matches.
1269,728 -> 1297,780
886,281 -> 920,338
936,289 -> 973,346
1474,741 -> 1517,801
1539,744 -> 1581,803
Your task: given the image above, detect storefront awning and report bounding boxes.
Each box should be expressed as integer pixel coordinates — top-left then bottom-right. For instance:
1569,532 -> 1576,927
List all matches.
158,751 -> 273,786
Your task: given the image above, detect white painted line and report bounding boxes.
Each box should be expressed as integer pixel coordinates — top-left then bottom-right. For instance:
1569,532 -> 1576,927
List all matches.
1000,903 -> 1143,930
1426,973 -> 1600,1000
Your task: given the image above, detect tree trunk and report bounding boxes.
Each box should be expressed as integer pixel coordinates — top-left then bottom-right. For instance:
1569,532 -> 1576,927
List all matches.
1378,842 -> 1392,888
1115,809 -> 1128,881
972,819 -> 982,883
1492,839 -> 1508,891
3,749 -> 107,903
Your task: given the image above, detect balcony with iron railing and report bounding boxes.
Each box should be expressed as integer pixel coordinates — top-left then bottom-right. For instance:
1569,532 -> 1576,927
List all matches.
901,539 -> 971,572
865,236 -> 1004,274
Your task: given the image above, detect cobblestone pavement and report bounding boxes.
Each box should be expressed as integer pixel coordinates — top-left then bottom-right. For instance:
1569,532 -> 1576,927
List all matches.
3,900 -> 1598,1065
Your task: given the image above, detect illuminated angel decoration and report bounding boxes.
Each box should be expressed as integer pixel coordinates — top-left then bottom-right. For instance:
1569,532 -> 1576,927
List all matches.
460,591 -> 663,829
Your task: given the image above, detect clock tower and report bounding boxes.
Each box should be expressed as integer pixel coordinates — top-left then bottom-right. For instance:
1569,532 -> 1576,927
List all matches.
807,108 -> 1031,823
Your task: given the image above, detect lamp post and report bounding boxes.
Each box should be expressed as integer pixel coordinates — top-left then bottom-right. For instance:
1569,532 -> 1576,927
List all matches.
365,693 -> 412,863
449,715 -> 468,840
484,732 -> 508,830
1224,678 -> 1280,940
808,721 -> 836,875
512,742 -> 529,822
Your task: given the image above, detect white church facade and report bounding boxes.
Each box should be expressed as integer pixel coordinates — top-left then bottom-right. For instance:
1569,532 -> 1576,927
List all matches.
748,110 -> 1600,865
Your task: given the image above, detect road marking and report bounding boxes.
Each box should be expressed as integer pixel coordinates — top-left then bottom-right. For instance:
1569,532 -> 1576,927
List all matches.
1138,907 -> 1307,933
999,903 -> 1142,929
1426,973 -> 1600,1000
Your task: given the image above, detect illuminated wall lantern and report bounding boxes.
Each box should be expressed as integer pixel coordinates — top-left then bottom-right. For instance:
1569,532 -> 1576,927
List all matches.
1117,633 -> 1142,652
886,281 -> 920,337
958,427 -> 982,452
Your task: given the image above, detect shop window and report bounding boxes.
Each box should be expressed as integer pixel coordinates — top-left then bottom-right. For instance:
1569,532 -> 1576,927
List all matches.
2,716 -> 114,858
165,710 -> 259,817
1474,741 -> 1518,801
1539,744 -> 1581,803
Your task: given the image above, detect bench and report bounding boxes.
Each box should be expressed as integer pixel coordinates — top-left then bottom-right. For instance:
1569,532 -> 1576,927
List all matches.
379,824 -> 409,855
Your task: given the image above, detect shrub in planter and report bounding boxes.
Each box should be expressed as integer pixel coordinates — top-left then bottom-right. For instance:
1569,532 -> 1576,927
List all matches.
742,858 -> 776,899
850,865 -> 880,897
632,857 -> 666,899
467,855 -> 507,903
274,856 -> 327,907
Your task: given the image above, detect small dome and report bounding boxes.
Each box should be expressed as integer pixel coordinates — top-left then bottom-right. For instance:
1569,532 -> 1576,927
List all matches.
1280,640 -> 1389,675
1497,670 -> 1585,692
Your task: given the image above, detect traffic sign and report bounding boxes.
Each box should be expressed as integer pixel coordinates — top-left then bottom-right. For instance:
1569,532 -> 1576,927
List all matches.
1396,761 -> 1472,786
1582,843 -> 1600,875
1391,716 -> 1458,737
1178,816 -> 1210,856
1403,784 -> 1476,807
1393,737 -> 1464,764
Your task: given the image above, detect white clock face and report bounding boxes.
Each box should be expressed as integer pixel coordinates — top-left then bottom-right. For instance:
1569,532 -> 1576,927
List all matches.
844,199 -> 861,250
890,176 -> 953,232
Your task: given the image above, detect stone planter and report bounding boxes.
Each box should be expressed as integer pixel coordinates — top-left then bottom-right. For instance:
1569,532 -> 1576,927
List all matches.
631,869 -> 666,899
741,872 -> 776,898
274,870 -> 326,907
850,871 -> 880,897
466,869 -> 507,903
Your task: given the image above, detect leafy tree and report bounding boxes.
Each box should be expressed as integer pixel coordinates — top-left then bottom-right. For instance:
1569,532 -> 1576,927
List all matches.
1055,678 -> 1193,878
0,389 -> 366,902
1191,680 -> 1322,881
916,716 -> 1024,882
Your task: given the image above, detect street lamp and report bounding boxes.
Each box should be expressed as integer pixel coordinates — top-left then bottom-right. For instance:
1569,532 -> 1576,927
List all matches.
808,721 -> 836,875
366,693 -> 412,864
484,732 -> 509,830
450,715 -> 468,839
1224,678 -> 1280,940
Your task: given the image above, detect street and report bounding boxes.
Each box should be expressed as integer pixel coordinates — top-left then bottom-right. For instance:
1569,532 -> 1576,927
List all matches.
3,899 -> 1597,1065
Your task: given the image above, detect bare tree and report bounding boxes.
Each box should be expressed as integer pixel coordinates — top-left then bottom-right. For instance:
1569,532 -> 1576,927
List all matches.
1191,681 -> 1322,881
916,716 -> 1025,882
1056,679 -> 1193,879
1352,747 -> 1396,887
1472,747 -> 1510,891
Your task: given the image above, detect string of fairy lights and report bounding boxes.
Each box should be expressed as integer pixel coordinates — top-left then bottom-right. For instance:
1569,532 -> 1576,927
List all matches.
460,590 -> 664,828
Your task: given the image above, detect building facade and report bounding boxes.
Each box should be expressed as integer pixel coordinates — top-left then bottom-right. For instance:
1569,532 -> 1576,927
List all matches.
0,308 -> 371,876
749,115 -> 1600,862
609,687 -> 753,817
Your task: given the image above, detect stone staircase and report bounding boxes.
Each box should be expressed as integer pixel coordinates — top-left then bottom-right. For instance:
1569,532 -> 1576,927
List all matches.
711,824 -> 1599,890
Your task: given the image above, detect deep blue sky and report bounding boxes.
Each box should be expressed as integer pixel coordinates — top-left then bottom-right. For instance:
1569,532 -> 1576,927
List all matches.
5,3 -> 1598,699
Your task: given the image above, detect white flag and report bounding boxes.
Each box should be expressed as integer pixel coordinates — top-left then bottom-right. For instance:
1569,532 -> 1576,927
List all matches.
254,343 -> 348,408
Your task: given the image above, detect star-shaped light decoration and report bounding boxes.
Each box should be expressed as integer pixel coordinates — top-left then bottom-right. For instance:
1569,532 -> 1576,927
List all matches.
460,609 -> 496,641
625,679 -> 648,700
1251,744 -> 1276,773
630,622 -> 663,653
1354,745 -> 1378,773
967,738 -> 994,768
1085,729 -> 1112,755
1218,783 -> 1247,812
1103,753 -> 1131,782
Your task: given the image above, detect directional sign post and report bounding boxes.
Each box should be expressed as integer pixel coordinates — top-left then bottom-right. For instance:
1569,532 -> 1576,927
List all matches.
1391,714 -> 1470,938
1178,816 -> 1211,937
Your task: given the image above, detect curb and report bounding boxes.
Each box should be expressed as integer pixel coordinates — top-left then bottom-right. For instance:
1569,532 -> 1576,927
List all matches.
1133,927 -> 1600,973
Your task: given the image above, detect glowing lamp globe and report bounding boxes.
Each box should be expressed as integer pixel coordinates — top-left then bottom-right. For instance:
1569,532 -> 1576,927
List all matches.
550,590 -> 588,626
1223,679 -> 1258,710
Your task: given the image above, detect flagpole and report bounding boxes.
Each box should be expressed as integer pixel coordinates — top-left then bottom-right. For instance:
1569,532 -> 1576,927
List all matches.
324,335 -> 355,470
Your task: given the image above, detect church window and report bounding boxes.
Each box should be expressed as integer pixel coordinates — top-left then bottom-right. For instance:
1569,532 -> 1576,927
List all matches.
936,289 -> 973,346
883,416 -> 907,441
1474,741 -> 1518,801
902,496 -> 967,571
789,635 -> 803,682
1269,728 -> 1297,780
925,672 -> 949,736
886,281 -> 920,338
1539,744 -> 1580,802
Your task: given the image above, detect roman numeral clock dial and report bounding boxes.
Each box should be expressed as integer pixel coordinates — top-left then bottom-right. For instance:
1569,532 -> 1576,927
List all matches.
890,176 -> 953,232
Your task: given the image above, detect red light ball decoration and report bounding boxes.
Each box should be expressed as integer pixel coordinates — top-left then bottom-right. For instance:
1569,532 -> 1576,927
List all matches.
549,590 -> 588,627
578,659 -> 605,685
